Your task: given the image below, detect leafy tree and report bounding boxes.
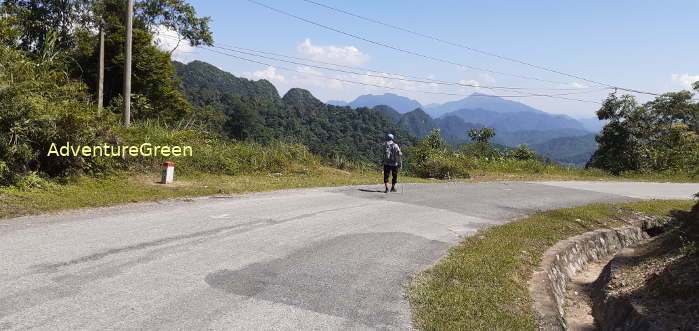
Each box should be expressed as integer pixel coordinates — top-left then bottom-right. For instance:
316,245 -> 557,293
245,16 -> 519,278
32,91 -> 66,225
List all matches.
468,127 -> 496,143
3,0 -> 212,52
3,0 -> 213,123
511,144 -> 537,161
587,92 -> 699,175
222,94 -> 267,141
0,45 -> 110,185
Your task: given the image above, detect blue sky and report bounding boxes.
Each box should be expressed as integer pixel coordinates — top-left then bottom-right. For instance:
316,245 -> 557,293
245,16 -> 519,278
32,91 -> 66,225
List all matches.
161,0 -> 699,118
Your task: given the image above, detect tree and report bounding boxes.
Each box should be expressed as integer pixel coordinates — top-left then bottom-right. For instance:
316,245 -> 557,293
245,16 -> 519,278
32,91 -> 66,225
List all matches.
3,0 -> 212,53
587,92 -> 699,175
222,94 -> 266,141
468,127 -> 496,143
3,0 -> 213,123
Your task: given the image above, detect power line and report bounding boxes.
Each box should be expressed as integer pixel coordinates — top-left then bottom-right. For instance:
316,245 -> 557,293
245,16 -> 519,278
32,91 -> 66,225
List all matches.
245,0 -> 577,86
163,36 -> 606,103
296,0 -> 663,97
197,46 -> 602,104
211,42 -> 606,92
157,33 -> 607,97
208,43 -> 608,96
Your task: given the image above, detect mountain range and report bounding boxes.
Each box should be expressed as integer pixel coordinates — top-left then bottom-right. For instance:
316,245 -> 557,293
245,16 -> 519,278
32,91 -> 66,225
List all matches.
332,92 -> 603,164
175,60 -> 602,165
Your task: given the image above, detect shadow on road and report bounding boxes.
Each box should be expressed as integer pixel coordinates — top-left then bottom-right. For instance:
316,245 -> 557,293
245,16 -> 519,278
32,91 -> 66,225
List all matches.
357,188 -> 385,193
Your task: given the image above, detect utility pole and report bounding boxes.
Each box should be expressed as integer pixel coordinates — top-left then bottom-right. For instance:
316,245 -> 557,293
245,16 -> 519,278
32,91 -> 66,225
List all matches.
122,0 -> 134,127
97,19 -> 105,115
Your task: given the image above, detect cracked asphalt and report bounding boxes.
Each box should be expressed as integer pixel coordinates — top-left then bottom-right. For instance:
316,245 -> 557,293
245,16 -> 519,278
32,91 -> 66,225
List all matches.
0,181 -> 696,330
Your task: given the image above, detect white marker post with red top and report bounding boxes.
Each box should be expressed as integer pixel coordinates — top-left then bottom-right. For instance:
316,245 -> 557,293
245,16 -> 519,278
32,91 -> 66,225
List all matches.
161,162 -> 175,184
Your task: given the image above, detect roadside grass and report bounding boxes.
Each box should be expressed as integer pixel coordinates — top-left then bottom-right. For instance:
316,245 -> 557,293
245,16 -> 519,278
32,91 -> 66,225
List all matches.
0,167 -> 434,219
1,164 -> 696,220
405,199 -> 695,331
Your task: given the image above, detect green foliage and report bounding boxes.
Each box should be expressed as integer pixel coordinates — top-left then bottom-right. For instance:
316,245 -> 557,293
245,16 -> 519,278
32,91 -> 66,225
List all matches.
0,9 -> 23,47
406,129 -> 470,179
511,144 -> 537,161
468,127 -> 496,143
4,0 -> 212,124
587,92 -> 699,175
0,46 -> 109,185
119,122 -> 320,176
174,61 -> 416,163
4,0 -> 212,52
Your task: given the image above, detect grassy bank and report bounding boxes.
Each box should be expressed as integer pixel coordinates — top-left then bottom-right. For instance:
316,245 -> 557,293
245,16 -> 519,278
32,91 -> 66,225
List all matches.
0,167 -> 433,219
405,200 -> 695,330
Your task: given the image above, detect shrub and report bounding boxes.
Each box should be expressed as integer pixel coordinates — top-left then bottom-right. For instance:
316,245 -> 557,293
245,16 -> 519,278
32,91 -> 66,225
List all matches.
118,121 -> 320,176
0,46 -> 109,185
405,129 -> 470,179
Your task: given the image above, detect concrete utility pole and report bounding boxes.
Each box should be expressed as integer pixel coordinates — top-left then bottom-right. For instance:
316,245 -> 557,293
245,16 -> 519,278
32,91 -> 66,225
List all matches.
97,19 -> 105,115
122,0 -> 134,127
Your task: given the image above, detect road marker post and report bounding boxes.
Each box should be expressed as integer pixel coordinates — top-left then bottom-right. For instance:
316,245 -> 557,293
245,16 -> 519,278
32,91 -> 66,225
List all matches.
161,162 -> 175,184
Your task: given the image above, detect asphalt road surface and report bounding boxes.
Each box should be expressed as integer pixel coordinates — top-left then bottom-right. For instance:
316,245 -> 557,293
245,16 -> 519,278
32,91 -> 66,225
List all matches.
1,181 -> 697,330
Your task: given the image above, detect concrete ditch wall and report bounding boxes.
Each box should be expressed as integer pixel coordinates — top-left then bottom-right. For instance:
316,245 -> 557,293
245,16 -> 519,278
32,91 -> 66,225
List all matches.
528,213 -> 666,330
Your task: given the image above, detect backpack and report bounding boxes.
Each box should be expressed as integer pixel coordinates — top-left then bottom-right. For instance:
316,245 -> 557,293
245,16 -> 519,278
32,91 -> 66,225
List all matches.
384,141 -> 398,164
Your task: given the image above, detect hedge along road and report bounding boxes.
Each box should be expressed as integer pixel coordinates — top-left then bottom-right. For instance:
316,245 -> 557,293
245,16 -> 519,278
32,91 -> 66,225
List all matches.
0,181 -> 697,330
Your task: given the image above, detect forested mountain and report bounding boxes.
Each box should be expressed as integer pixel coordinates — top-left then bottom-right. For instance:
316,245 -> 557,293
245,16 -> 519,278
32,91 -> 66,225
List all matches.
174,61 -> 415,162
397,109 -> 435,138
373,105 -> 403,124
174,61 -> 279,104
531,134 -> 598,165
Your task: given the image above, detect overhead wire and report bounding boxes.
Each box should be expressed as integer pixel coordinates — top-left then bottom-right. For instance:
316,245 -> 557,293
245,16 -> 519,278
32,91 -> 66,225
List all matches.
245,0 -> 576,86
157,33 -> 605,103
211,42 -> 607,92
192,45 -> 603,104
248,0 -> 663,97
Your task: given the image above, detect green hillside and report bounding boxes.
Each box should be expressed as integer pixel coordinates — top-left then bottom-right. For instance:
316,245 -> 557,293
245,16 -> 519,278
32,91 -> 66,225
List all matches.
173,61 -> 416,163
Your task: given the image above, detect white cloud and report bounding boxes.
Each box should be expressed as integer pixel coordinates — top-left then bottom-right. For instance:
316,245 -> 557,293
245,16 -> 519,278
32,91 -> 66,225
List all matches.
479,74 -> 496,85
242,66 -> 285,82
671,73 -> 699,90
459,79 -> 480,88
557,82 -> 589,89
152,25 -> 195,62
293,66 -> 343,89
297,38 -> 370,66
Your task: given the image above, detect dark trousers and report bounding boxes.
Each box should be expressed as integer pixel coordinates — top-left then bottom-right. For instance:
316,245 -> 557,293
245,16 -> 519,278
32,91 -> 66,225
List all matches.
383,165 -> 398,185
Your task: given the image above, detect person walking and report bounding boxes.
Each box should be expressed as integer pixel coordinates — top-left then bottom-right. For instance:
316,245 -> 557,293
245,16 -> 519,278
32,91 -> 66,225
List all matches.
382,133 -> 402,193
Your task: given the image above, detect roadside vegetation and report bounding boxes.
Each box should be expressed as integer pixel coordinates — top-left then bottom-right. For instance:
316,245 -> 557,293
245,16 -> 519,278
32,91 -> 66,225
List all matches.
405,199 -> 696,330
1,1 -> 697,219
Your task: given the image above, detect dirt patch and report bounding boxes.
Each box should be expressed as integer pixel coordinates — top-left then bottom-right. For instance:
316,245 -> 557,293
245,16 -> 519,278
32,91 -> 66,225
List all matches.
132,174 -> 196,187
564,255 -> 614,330
594,229 -> 699,330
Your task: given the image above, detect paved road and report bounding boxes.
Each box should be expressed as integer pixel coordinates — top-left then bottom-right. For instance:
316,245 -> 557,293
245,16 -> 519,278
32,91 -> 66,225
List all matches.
1,181 -> 696,330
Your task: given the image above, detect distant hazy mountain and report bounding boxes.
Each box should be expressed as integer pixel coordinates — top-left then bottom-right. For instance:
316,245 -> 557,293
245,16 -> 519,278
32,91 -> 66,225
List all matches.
426,93 -> 543,118
347,93 -> 423,113
531,134 -> 598,165
494,129 -> 589,147
577,117 -> 609,133
326,100 -> 349,107
372,105 -> 480,144
433,116 -> 483,144
445,108 -> 586,132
